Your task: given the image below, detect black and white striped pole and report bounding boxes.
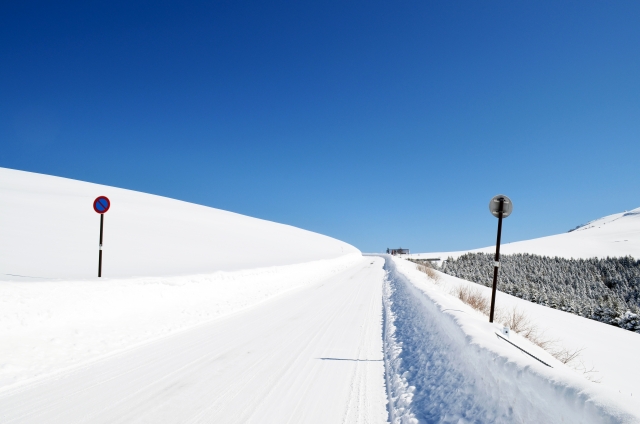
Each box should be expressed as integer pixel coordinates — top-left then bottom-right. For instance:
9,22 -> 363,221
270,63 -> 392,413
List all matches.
93,196 -> 111,277
488,194 -> 513,323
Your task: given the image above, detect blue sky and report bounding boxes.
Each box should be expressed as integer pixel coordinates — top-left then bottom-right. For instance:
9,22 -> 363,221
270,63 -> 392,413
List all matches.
2,1 -> 639,253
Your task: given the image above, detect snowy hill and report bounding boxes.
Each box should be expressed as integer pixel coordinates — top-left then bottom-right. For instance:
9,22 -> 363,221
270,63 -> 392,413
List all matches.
0,167 -> 359,280
1,167 -> 639,422
410,207 -> 640,262
0,167 -> 362,389
402,207 -> 640,419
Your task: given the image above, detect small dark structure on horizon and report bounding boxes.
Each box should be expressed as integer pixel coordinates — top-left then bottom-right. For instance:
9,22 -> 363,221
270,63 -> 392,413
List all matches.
413,258 -> 441,264
387,248 -> 410,255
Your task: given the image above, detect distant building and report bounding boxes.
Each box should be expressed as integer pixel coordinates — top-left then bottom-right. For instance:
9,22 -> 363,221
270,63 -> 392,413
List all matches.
386,248 -> 410,255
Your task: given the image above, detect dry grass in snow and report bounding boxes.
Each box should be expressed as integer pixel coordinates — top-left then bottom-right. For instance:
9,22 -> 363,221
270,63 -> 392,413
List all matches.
414,263 -> 598,380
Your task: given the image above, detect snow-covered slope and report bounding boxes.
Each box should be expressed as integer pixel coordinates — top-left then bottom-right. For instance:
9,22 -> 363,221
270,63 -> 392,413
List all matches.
0,167 -> 359,280
0,167 -> 363,390
410,207 -> 640,262
383,256 -> 640,422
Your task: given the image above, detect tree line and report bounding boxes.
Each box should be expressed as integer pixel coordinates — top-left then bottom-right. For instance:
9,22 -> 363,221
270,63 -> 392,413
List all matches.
439,253 -> 640,334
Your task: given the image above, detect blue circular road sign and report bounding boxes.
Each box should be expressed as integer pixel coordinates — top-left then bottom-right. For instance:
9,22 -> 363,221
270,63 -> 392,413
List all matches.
93,196 -> 111,214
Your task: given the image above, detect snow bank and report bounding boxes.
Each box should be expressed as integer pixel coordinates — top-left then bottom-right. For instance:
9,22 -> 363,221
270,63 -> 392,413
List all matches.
431,262 -> 640,399
410,207 -> 640,262
382,256 -> 640,423
0,167 -> 359,280
0,253 -> 363,391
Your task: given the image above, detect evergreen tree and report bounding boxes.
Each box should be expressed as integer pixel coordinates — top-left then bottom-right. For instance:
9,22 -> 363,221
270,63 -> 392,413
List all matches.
440,253 -> 640,334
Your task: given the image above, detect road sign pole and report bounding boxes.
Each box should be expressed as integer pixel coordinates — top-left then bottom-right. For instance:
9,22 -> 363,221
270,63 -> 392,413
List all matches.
98,213 -> 104,277
489,198 -> 504,323
93,196 -> 111,278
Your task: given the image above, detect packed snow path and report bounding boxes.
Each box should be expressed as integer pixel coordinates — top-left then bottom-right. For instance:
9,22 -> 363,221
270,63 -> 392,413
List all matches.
0,258 -> 388,424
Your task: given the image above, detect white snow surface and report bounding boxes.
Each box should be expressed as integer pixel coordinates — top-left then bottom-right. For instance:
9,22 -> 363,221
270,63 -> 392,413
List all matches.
3,167 -> 640,422
409,207 -> 640,262
0,167 -> 358,280
0,167 -> 363,392
0,253 -> 362,390
424,266 -> 640,402
0,256 -> 387,423
382,256 -> 640,423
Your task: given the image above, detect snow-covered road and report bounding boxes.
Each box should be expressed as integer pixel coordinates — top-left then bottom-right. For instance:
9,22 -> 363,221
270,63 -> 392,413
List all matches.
3,253 -> 638,424
0,257 -> 388,424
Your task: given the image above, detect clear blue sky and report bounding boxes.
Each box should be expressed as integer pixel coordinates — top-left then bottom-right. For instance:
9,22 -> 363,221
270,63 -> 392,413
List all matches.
2,1 -> 639,253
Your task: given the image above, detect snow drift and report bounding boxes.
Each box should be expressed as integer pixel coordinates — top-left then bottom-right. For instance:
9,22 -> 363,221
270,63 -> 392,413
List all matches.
0,167 -> 359,280
0,167 -> 362,390
382,256 -> 640,423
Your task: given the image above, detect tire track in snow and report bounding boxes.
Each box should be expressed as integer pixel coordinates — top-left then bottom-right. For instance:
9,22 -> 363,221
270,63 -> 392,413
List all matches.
341,262 -> 386,424
0,257 -> 388,424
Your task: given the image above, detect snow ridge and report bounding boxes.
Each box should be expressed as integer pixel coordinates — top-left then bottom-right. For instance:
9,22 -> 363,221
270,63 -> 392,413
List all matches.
381,256 -> 640,423
410,206 -> 640,262
383,259 -> 513,423
382,270 -> 418,424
